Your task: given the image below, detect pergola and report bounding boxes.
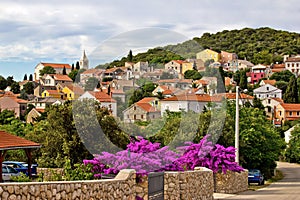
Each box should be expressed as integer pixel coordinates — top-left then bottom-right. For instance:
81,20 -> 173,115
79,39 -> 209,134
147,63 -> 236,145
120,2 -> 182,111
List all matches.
0,130 -> 41,182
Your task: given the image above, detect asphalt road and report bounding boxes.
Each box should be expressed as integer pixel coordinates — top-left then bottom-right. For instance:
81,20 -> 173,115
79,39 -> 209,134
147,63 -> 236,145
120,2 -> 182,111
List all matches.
224,162 -> 300,200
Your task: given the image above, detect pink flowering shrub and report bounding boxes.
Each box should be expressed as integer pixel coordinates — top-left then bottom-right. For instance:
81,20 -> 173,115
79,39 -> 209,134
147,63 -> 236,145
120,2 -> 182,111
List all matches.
83,135 -> 243,178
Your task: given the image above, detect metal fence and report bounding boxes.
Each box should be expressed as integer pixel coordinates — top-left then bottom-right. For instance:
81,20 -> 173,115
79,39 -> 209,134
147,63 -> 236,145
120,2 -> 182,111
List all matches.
148,172 -> 164,200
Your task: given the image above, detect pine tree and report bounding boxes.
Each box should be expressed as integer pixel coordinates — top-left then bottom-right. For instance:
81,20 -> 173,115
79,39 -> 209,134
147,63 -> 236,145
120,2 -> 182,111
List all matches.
62,66 -> 67,75
29,74 -> 33,81
23,74 -> 27,81
76,61 -> 80,70
127,50 -> 133,62
239,70 -> 248,90
283,75 -> 298,103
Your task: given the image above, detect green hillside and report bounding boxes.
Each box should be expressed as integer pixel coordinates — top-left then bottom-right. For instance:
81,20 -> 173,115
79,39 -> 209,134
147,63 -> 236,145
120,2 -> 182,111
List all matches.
97,27 -> 300,68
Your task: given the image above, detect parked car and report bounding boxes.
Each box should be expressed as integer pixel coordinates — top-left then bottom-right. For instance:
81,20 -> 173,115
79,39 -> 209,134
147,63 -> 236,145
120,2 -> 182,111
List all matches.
248,169 -> 265,185
2,164 -> 21,181
3,161 -> 38,176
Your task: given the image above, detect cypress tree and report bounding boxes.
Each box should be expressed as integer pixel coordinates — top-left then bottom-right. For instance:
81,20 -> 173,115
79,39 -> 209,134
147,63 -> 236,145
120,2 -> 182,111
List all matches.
23,74 -> 27,81
29,74 -> 33,81
239,70 -> 248,90
127,50 -> 133,62
72,63 -> 75,71
62,66 -> 67,75
76,61 -> 80,70
283,75 -> 298,103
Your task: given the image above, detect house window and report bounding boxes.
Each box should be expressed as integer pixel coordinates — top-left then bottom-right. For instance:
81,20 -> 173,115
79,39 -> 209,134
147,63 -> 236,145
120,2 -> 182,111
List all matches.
134,115 -> 136,120
268,99 -> 271,104
290,111 -> 292,116
268,107 -> 271,112
297,112 -> 300,116
279,111 -> 282,116
69,93 -> 72,97
266,87 -> 269,91
287,63 -> 290,67
152,115 -> 155,119
141,115 -> 144,119
134,106 -> 136,110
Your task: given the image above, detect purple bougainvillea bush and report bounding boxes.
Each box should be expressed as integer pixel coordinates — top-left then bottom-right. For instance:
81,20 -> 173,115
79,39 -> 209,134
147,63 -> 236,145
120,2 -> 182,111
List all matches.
83,135 -> 244,178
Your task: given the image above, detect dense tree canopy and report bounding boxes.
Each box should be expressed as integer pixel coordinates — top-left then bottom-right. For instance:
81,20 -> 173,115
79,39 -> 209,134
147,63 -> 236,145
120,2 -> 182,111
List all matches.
39,66 -> 56,76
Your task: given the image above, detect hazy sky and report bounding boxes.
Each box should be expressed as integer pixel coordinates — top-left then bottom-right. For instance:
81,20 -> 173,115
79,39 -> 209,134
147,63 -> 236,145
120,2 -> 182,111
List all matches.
1,0 -> 300,80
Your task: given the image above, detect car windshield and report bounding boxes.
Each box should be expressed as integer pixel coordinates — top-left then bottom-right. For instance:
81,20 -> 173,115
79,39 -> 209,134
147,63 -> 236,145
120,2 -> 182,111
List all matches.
249,169 -> 261,175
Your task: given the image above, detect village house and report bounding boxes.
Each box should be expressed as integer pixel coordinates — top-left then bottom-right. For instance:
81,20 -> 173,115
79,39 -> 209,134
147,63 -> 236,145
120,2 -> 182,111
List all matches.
196,49 -> 220,63
0,94 -> 28,118
34,63 -> 72,81
123,97 -> 161,123
249,64 -> 267,84
259,79 -> 276,86
164,60 -> 194,78
39,74 -> 73,87
284,55 -> 300,75
152,85 -> 182,98
80,69 -> 104,84
253,84 -> 282,99
79,91 -> 117,116
262,98 -> 284,119
157,79 -> 193,90
275,103 -> 300,123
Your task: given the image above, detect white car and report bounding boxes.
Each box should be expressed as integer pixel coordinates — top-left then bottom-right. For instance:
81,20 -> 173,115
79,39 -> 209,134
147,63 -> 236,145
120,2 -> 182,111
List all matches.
2,164 -> 21,181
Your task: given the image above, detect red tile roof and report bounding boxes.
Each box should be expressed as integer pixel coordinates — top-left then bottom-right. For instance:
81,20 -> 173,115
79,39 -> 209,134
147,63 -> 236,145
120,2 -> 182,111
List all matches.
88,91 -> 116,103
135,97 -> 159,112
280,103 -> 300,111
262,80 -> 276,86
41,63 -> 71,69
162,94 -> 223,102
53,74 -> 73,81
0,131 -> 41,150
286,57 -> 300,62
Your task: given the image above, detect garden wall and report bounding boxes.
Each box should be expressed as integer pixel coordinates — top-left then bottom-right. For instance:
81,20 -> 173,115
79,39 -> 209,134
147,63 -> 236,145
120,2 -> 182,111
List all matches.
0,169 -> 136,200
164,167 -> 214,200
214,170 -> 248,194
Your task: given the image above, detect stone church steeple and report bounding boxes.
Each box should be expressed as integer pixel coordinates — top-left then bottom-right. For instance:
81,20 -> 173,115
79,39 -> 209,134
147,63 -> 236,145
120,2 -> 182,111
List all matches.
79,50 -> 89,69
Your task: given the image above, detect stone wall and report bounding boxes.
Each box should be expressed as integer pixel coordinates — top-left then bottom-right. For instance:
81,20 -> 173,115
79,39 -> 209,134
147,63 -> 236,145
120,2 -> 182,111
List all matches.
0,169 -> 136,200
164,167 -> 214,200
214,170 -> 248,194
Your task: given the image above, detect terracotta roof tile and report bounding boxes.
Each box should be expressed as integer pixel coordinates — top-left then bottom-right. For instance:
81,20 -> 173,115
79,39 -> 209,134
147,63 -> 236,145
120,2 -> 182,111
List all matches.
0,131 -> 41,150
88,91 -> 116,103
41,63 -> 71,69
262,80 -> 276,86
53,74 -> 73,81
280,103 -> 300,111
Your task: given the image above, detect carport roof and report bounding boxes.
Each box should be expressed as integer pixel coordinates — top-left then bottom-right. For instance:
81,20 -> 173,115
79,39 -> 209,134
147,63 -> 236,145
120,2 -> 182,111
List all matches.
0,130 -> 41,150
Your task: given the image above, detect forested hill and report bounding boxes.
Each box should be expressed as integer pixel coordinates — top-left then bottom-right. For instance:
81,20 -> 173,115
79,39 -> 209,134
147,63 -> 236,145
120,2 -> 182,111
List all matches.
165,27 -> 300,65
97,27 -> 300,68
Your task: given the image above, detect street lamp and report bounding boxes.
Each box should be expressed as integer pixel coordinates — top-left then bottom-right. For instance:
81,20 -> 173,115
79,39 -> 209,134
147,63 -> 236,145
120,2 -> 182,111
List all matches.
235,86 -> 239,164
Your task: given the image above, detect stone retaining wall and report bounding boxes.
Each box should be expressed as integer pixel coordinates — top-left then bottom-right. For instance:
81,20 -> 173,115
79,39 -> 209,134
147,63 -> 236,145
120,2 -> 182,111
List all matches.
214,170 -> 248,194
164,167 -> 214,200
0,169 -> 136,200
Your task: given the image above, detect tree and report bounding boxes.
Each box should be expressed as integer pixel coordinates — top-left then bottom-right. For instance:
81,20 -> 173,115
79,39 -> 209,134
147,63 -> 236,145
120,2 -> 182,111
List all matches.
253,96 -> 264,109
71,63 -> 75,71
283,75 -> 298,103
39,66 -> 56,76
270,70 -> 294,82
76,61 -> 80,70
239,70 -> 248,90
6,76 -> 14,86
29,74 -> 33,81
84,77 -> 99,91
0,76 -> 8,90
62,66 -> 67,75
23,74 -> 28,81
184,70 -> 202,80
23,82 -> 34,95
285,125 -> 300,163
68,69 -> 78,82
11,82 -> 20,94
127,50 -> 133,62
217,66 -> 226,93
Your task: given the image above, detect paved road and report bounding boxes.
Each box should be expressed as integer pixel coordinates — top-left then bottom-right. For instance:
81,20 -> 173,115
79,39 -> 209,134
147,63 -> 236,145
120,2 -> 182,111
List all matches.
221,162 -> 300,200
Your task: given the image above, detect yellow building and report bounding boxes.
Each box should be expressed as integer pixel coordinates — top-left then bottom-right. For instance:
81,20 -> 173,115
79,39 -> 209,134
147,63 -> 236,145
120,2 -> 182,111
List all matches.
62,85 -> 84,100
275,103 -> 300,123
182,61 -> 194,74
196,49 -> 220,62
41,90 -> 63,99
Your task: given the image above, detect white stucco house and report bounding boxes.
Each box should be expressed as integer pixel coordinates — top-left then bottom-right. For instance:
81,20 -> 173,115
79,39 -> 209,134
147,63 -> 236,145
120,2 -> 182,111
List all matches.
253,84 -> 282,99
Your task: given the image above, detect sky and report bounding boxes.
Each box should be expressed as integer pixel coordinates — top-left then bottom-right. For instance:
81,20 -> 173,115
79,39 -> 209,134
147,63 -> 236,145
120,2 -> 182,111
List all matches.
1,0 -> 300,81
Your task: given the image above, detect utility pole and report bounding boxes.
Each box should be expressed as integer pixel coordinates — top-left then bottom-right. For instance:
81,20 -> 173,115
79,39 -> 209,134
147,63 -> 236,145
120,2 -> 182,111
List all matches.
235,86 -> 239,164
